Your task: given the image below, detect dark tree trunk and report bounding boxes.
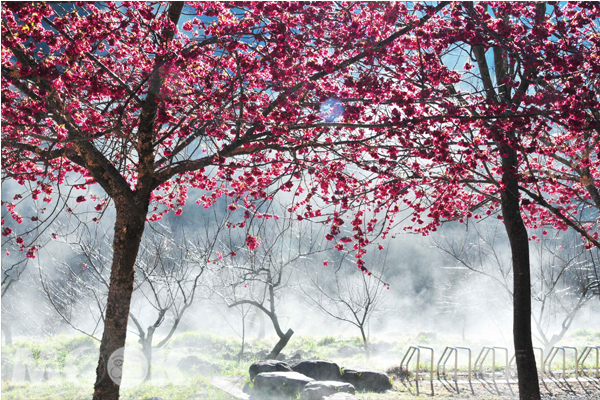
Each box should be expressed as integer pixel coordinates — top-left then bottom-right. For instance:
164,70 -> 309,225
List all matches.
267,329 -> 293,360
93,201 -> 148,400
500,143 -> 541,400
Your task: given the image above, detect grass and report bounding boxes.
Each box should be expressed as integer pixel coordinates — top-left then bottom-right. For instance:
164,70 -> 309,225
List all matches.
2,329 -> 599,399
1,377 -> 237,400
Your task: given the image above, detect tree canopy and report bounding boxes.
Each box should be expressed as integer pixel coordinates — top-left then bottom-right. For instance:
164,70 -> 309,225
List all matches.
2,2 -> 599,400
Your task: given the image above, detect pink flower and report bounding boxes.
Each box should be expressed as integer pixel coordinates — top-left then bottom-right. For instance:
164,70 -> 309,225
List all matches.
76,196 -> 86,203
246,235 -> 259,250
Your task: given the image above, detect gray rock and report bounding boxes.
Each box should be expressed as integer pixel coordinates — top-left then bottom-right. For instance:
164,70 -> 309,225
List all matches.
300,380 -> 355,400
322,393 -> 360,400
342,368 -> 392,392
249,359 -> 292,380
291,360 -> 342,381
253,371 -> 314,398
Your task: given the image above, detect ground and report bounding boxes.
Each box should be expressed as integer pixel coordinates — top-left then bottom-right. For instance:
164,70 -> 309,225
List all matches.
1,329 -> 599,399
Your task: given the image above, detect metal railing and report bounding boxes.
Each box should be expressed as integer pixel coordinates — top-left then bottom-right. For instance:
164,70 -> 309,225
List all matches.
400,345 -> 434,395
437,346 -> 472,383
397,343 -> 599,395
474,346 -> 510,384
545,346 -> 578,379
578,345 -> 599,379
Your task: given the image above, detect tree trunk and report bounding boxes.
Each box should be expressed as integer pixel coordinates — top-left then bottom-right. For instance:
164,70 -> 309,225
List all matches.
93,201 -> 148,400
359,326 -> 370,360
142,340 -> 152,382
500,143 -> 541,400
267,329 -> 293,360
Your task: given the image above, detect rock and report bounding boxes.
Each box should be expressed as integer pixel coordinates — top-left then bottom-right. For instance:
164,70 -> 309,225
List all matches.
342,368 -> 392,392
322,393 -> 360,400
177,356 -> 221,375
249,360 -> 292,380
300,380 -> 355,400
291,360 -> 342,381
243,381 -> 253,394
253,371 -> 313,398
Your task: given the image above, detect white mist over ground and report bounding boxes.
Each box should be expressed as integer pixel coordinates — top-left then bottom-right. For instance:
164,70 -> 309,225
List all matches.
2,190 -> 599,371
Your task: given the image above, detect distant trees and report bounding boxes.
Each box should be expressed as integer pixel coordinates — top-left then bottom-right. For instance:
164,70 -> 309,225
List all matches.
302,250 -> 390,360
434,221 -> 600,352
40,223 -> 216,380
212,208 -> 327,360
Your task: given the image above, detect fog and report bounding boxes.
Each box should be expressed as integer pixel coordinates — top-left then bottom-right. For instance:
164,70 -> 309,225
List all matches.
3,186 -> 599,355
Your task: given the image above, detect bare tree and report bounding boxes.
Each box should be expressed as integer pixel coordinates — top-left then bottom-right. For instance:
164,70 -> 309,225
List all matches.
302,249 -> 390,360
39,221 -> 220,380
211,209 -> 327,360
433,222 -> 600,352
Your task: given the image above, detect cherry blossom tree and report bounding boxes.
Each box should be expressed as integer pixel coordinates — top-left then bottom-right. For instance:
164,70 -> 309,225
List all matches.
5,3 -> 598,400
1,2 -> 447,399
315,3 -> 600,398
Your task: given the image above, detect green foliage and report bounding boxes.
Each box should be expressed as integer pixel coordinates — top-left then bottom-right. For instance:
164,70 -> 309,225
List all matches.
318,336 -> 336,346
415,331 -> 437,344
571,328 -> 600,340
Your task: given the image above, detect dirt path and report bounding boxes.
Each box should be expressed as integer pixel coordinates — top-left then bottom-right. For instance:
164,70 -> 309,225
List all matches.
392,376 -> 600,399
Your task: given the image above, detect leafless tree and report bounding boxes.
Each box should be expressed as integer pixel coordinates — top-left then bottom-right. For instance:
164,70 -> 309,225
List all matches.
211,209 -> 328,360
302,249 -> 390,360
433,221 -> 600,352
39,219 -> 223,380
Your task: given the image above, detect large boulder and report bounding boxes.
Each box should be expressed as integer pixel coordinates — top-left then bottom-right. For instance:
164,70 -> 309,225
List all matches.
249,360 -> 292,380
253,371 -> 313,398
342,368 -> 392,392
291,360 -> 342,381
323,393 -> 360,400
300,380 -> 355,400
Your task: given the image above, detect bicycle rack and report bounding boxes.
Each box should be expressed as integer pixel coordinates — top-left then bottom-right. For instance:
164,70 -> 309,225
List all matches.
400,345 -> 434,395
437,346 -> 473,394
437,346 -> 472,384
545,346 -> 578,379
509,347 -> 544,377
474,346 -> 510,384
578,345 -> 599,379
